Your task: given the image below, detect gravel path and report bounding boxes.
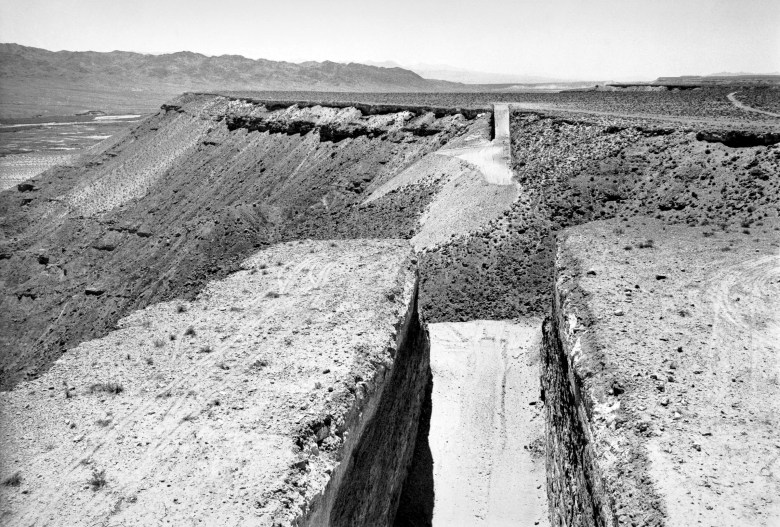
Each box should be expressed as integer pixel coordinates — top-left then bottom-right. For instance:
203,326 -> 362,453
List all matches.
727,91 -> 780,118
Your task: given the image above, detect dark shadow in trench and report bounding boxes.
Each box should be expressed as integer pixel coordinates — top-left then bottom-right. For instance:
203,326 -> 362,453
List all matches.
393,369 -> 434,527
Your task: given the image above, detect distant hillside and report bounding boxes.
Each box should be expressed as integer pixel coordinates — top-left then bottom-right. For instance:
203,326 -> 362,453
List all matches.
0,43 -> 462,117
363,60 -> 562,84
653,74 -> 780,86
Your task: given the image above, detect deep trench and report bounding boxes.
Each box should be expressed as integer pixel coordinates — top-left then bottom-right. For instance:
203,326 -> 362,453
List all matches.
298,282 -> 434,527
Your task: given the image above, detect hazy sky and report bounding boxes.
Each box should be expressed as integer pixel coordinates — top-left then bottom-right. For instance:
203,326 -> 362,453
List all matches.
1,0 -> 778,80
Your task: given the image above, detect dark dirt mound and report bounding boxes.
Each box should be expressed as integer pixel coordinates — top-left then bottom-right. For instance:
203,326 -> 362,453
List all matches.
0,94 -> 478,389
419,112 -> 780,323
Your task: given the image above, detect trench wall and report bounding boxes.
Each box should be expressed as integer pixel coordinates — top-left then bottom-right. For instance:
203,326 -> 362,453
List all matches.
541,313 -> 613,527
298,282 -> 431,526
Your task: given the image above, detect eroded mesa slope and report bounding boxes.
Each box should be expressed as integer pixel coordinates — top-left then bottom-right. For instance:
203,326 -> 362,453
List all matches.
0,94 -> 484,389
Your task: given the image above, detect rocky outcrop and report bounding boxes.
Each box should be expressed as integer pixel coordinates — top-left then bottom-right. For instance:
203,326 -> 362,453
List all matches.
695,130 -> 780,147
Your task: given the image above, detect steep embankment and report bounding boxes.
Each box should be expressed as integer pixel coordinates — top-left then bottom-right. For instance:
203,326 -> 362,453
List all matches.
0,94 -> 482,389
542,218 -> 779,527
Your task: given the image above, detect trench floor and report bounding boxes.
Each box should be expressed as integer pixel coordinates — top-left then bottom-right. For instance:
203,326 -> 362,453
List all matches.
427,320 -> 549,526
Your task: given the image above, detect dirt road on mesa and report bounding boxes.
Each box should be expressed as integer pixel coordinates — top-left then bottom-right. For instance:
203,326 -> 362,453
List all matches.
727,91 -> 780,118
427,320 -> 548,526
437,104 -> 514,185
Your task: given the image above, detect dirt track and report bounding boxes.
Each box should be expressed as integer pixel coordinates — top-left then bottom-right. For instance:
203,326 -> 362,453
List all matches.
427,320 -> 548,526
728,91 -> 780,118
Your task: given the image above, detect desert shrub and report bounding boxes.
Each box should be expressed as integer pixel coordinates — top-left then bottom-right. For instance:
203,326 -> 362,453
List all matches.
184,326 -> 196,336
89,469 -> 107,491
153,339 -> 165,348
638,239 -> 655,249
88,382 -> 124,395
95,418 -> 112,427
176,305 -> 188,313
250,359 -> 269,370
199,345 -> 213,353
2,472 -> 22,487
266,291 -> 280,298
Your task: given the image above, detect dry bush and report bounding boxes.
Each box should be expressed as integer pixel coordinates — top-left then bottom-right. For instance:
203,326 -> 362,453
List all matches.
637,239 -> 655,249
89,469 -> 107,491
2,472 -> 22,487
88,382 -> 124,395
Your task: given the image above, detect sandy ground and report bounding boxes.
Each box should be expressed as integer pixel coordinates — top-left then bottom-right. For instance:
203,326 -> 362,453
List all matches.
427,320 -> 548,527
560,218 -> 780,526
437,104 -> 514,186
0,239 -> 415,526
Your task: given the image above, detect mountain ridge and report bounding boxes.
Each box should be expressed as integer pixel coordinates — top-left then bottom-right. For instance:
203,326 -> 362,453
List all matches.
0,43 -> 464,117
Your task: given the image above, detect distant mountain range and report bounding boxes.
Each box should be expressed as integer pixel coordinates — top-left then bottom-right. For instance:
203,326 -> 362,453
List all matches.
362,60 -> 563,84
0,44 -> 468,117
653,73 -> 780,85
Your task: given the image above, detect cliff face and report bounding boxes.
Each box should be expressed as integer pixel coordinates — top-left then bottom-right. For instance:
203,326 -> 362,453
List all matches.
0,93 -> 476,389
